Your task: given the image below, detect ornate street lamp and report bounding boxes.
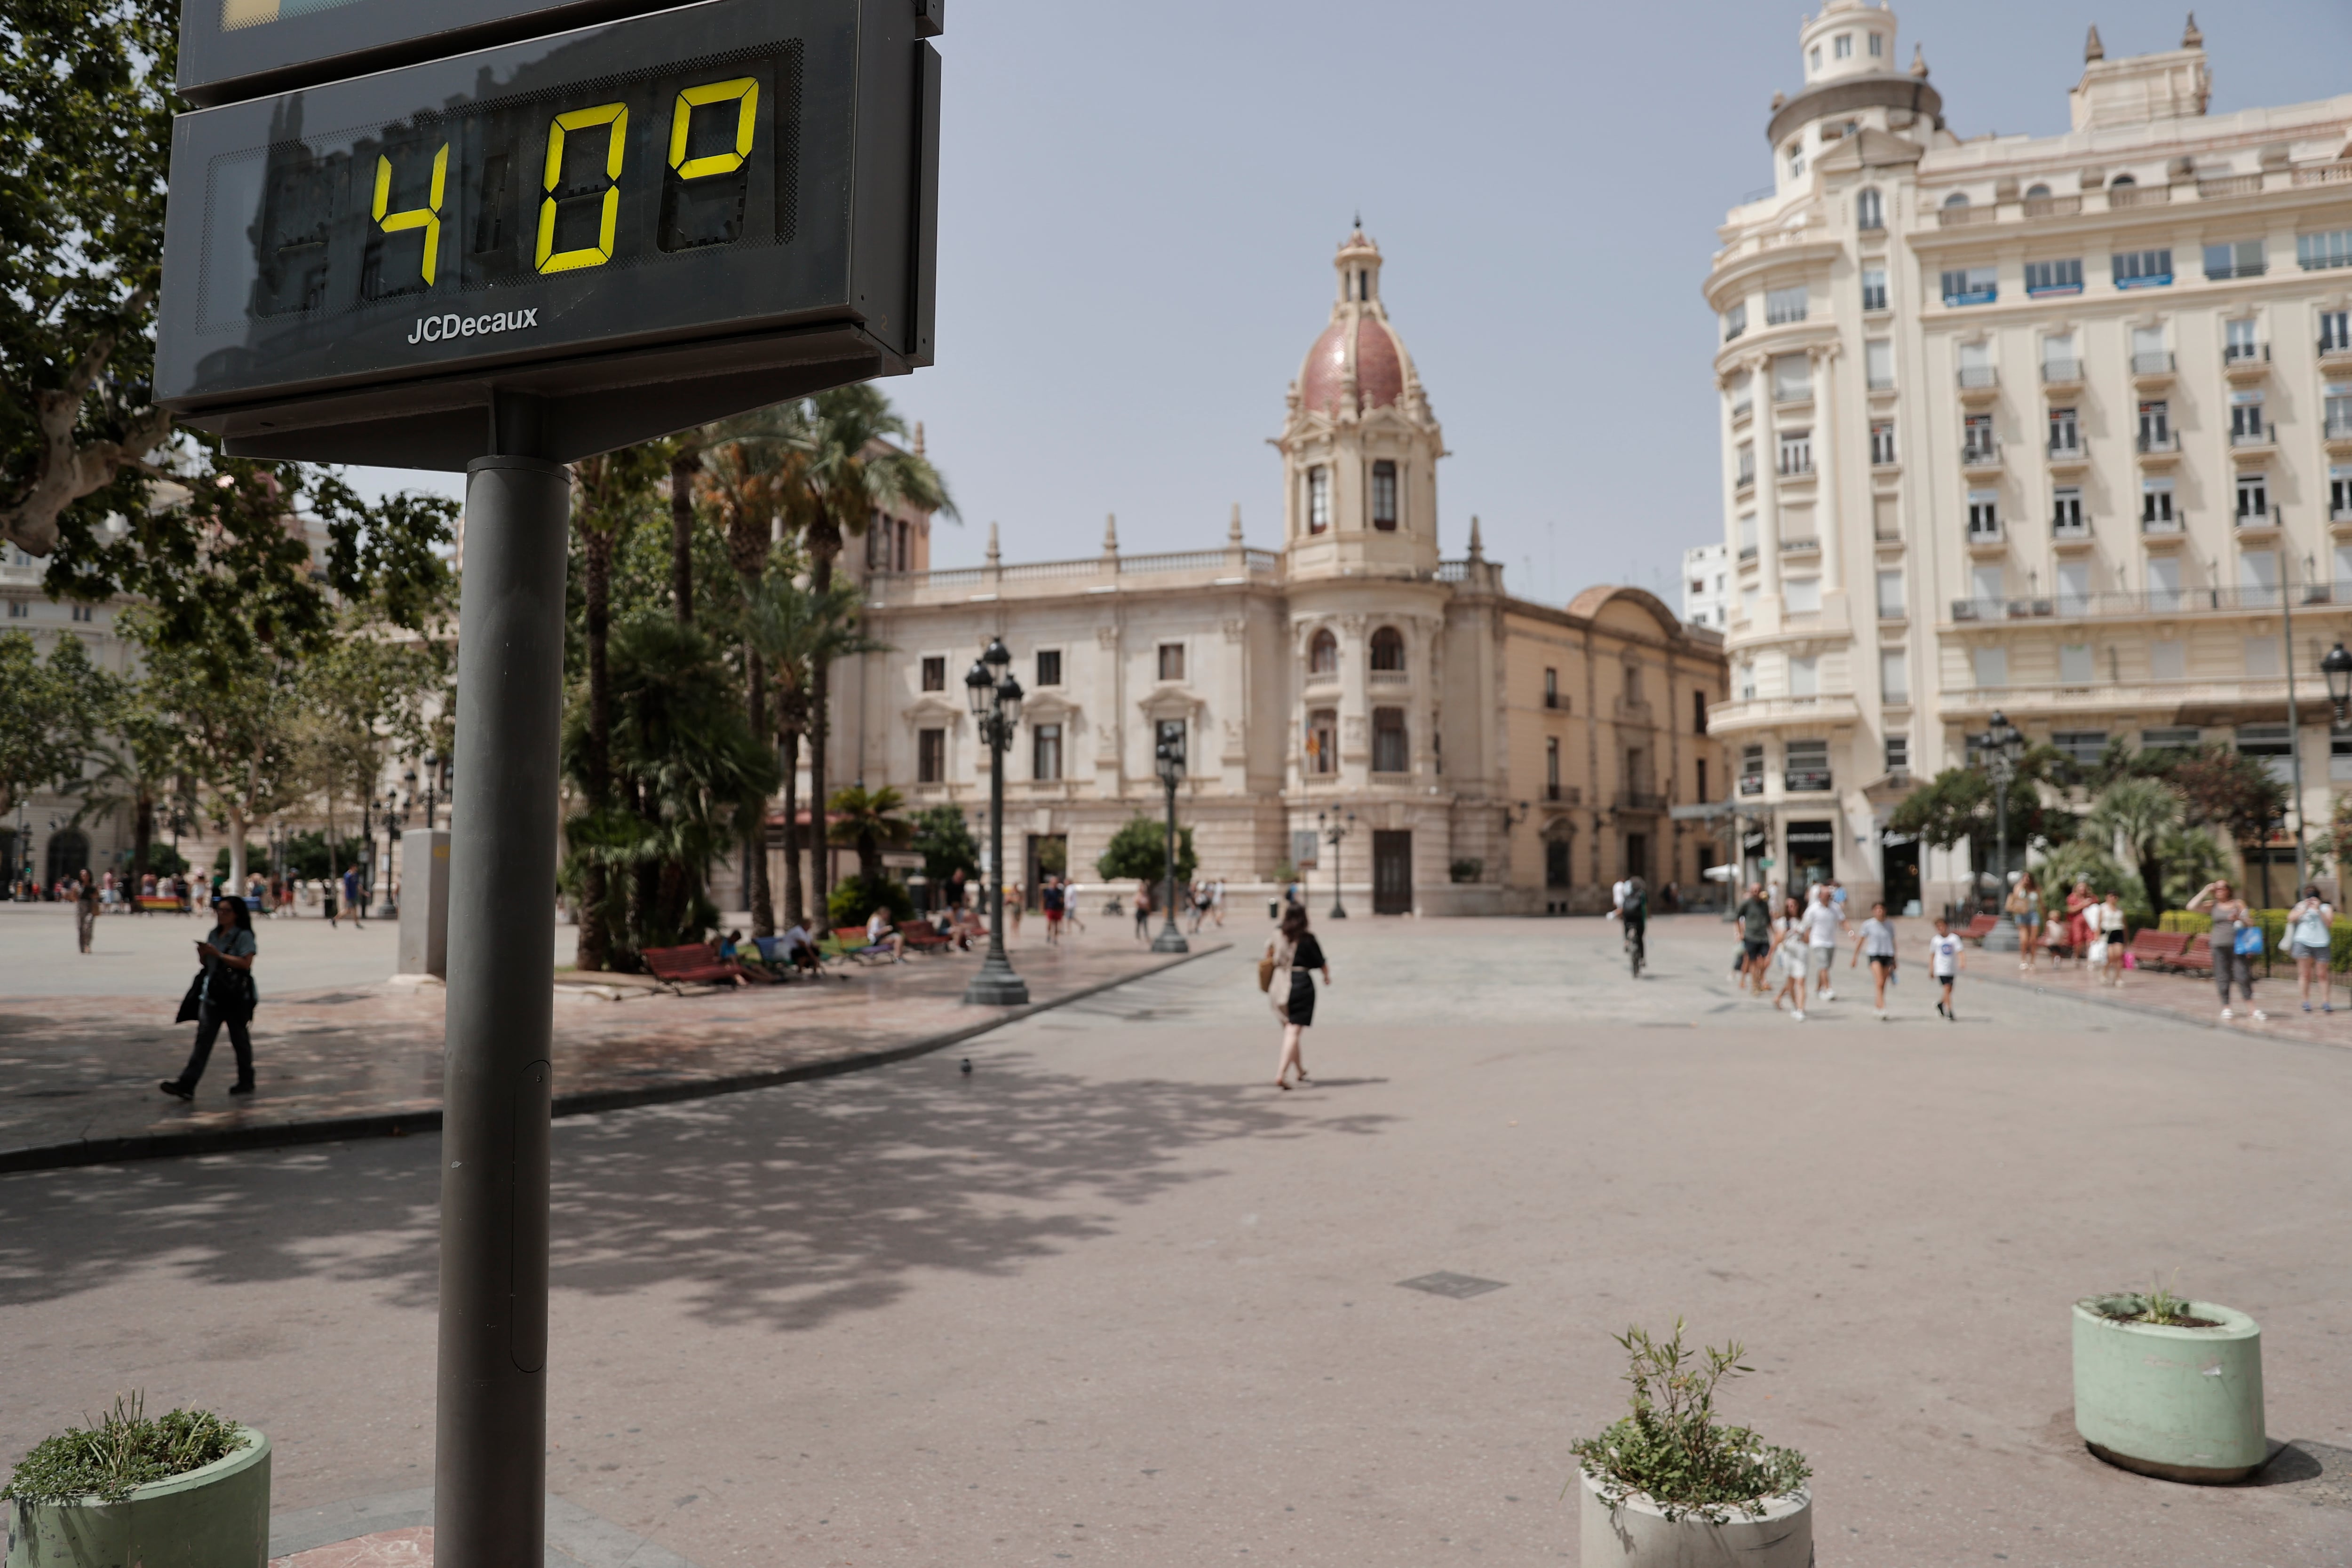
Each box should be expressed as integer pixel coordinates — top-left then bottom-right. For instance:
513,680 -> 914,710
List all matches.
2324,642 -> 2352,727
421,752 -> 442,830
1319,808 -> 1357,919
963,637 -> 1029,1005
376,791 -> 405,917
1977,709 -> 2025,953
1152,722 -> 1189,953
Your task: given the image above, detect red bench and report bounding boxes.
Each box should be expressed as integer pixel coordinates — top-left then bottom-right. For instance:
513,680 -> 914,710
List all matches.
2124,929 -> 2191,972
902,924 -> 953,953
1963,914 -> 1998,943
642,942 -> 753,990
2175,932 -> 2214,973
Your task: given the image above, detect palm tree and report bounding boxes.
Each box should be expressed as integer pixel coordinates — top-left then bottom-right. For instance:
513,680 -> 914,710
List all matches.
826,783 -> 914,885
2087,776 -> 2184,917
742,572 -> 888,928
569,447 -> 663,967
666,432 -> 704,625
715,386 -> 954,916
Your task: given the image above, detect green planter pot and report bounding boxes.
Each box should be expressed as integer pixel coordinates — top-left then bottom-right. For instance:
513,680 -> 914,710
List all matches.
2073,1298 -> 2265,1482
5,1428 -> 270,1568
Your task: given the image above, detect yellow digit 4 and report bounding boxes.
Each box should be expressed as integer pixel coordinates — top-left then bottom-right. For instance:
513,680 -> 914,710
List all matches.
668,77 -> 757,179
537,102 -> 628,275
373,142 -> 449,285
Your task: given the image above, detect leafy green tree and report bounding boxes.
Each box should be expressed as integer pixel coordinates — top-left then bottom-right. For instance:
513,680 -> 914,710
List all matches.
0,630 -> 111,824
826,873 -> 914,930
566,447 -> 663,967
1096,815 -> 1197,886
1885,744 -> 2072,887
288,611 -> 453,886
71,669 -> 179,891
743,571 -> 886,927
825,784 -> 914,883
2164,745 -> 2288,857
2158,824 -> 2233,910
910,804 -> 980,892
2085,776 -> 2185,918
125,607 -> 303,888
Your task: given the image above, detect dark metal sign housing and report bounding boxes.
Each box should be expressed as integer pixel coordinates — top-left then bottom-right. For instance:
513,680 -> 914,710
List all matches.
156,0 -> 939,467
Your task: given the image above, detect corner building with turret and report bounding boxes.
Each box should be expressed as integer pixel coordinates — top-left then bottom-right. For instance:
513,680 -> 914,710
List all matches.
833,231 -> 1729,914
1708,6 -> 2352,909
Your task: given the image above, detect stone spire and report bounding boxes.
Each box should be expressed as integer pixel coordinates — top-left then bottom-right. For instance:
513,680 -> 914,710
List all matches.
1909,42 -> 1929,79
2083,23 -> 2103,61
912,420 -> 926,456
2181,11 -> 2201,48
985,521 -> 1000,569
1227,503 -> 1243,545
1101,512 -> 1119,555
1467,515 -> 1484,562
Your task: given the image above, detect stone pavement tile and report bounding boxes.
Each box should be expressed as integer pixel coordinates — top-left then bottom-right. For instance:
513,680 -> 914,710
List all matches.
0,935 -> 1219,1171
272,1525 -> 432,1567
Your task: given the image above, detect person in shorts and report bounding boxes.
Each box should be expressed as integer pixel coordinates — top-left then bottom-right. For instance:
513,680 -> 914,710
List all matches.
1850,900 -> 1898,1018
1042,877 -> 1065,944
1734,882 -> 1772,993
2287,883 -> 2334,1014
1804,883 -> 1849,1003
1770,895 -> 1810,1020
1929,916 -> 1964,1020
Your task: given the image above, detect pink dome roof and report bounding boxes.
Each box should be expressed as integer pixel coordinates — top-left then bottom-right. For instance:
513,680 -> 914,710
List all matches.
1298,314 -> 1406,416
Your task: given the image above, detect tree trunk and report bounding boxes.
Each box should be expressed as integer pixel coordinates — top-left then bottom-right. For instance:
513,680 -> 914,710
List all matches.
744,648 -> 773,935
670,446 -> 698,625
807,511 -> 841,918
779,727 -> 803,928
576,525 -> 616,971
227,802 -> 248,890
132,793 -> 153,910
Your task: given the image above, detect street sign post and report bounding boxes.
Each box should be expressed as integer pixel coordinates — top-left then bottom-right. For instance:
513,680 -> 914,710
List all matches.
154,3 -> 942,1562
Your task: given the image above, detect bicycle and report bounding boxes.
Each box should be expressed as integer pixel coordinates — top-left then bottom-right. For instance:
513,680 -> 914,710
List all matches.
1626,920 -> 1646,978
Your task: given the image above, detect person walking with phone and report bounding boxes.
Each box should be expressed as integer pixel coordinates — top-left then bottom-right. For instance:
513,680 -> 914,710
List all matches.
160,895 -> 260,1100
2187,879 -> 2266,1021
1265,905 -> 1330,1091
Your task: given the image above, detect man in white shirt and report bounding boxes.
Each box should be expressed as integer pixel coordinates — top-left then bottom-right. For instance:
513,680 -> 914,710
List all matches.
1804,884 -> 1849,1002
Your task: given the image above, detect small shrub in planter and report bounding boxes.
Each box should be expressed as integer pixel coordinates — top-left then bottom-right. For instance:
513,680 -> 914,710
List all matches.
1570,1322 -> 1813,1566
4,1394 -> 270,1568
2074,1286 -> 2265,1482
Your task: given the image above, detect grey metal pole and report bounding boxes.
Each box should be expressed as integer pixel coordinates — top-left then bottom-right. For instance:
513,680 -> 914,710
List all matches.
2285,550 -> 2308,891
1152,773 -> 1188,953
435,453 -> 570,1568
964,713 -> 1028,1004
1327,822 -> 1348,919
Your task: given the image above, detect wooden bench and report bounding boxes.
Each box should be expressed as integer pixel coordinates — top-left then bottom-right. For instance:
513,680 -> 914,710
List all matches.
901,924 -> 954,953
1963,914 -> 1998,944
641,942 -> 751,990
830,927 -> 894,964
135,896 -> 181,911
2175,932 -> 2214,973
2124,929 -> 2191,972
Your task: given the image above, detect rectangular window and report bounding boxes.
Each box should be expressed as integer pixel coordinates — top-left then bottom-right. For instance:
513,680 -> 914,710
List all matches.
1723,301 -> 1748,341
1870,419 -> 1896,465
2042,334 -> 2079,381
1740,743 -> 1764,793
1735,443 -> 1756,486
1696,757 -> 1708,802
2323,310 -> 2352,354
1967,490 -> 2000,539
2334,466 -> 2352,523
69,604 -> 94,622
1031,723 -> 1063,782
1777,429 -> 1811,475
2142,478 -> 2176,526
1729,370 -> 1753,416
2143,725 -> 2201,752
2025,258 -> 2084,296
2048,405 -> 2080,453
1035,648 -> 1062,687
1785,576 -> 1821,614
1787,653 -> 1819,697
1869,30 -> 1883,56
1834,32 -> 1852,57
1861,268 -> 1888,311
2238,724 -> 2294,787
2138,399 -> 2171,448
1765,285 -> 1808,325
1545,736 -> 1560,797
1876,569 -> 1905,619
1971,564 -> 2004,604
2149,557 -> 2184,614
2203,239 -> 2266,280
1371,708 -> 1408,773
2237,471 -> 2269,520
4,600 -> 24,619
2060,643 -> 2093,685
2239,548 -> 2279,606
1307,708 -> 1336,774
2297,230 -> 2352,271
2053,486 -> 2084,531
917,728 -> 946,784
1692,689 -> 1708,735
1740,584 -> 1760,624
2053,729 -> 2110,764
1543,666 -> 1559,708
2057,559 -> 2090,611
1370,459 -> 1398,530
1157,642 -> 1185,681
1962,412 -> 1995,462
2230,392 -> 2266,445
1865,338 -> 1893,389
1737,515 -> 1758,558
1940,266 -> 1998,306
1972,645 -> 2008,689
1771,353 -> 1811,403
2329,388 -> 2352,441
920,655 -> 946,692
1784,738 -> 1830,792
1307,466 -> 1330,533
2151,638 -> 2186,680
1879,649 -> 1907,702
2113,248 -> 2173,288
1884,733 -> 1909,772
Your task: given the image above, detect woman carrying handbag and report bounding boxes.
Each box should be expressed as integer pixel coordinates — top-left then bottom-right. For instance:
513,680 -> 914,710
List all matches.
2186,879 -> 2266,1022
161,895 -> 260,1099
1262,905 -> 1330,1091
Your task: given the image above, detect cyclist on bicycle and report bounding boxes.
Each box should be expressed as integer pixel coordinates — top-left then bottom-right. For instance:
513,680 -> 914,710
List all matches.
1611,876 -> 1649,971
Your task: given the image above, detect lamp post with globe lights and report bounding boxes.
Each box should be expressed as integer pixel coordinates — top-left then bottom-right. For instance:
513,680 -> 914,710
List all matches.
1151,723 -> 1189,954
963,638 -> 1029,1005
2325,642 -> 2352,726
1974,710 -> 2025,952
1318,809 -> 1356,919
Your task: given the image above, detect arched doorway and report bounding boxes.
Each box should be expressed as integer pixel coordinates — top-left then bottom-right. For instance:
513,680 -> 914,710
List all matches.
45,828 -> 89,887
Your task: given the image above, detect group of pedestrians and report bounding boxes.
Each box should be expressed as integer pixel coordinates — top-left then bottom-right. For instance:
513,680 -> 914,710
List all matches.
1732,879 -> 1964,1022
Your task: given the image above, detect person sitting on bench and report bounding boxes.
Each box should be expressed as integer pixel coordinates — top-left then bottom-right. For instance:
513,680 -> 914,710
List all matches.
779,920 -> 822,973
866,907 -> 906,963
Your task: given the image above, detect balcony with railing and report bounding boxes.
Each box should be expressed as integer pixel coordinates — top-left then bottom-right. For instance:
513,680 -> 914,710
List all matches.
1956,364 -> 1999,393
2041,357 -> 2084,390
2051,514 -> 2092,544
2141,512 -> 2184,536
2223,340 -> 2272,380
2324,414 -> 2352,454
2137,431 -> 2180,459
2107,182 -> 2171,209
1948,582 -> 2348,624
1779,535 -> 1820,558
2229,424 -> 2276,454
2023,194 -> 2083,218
1777,449 -> 1814,478
1966,520 -> 2006,549
2047,436 -> 2089,471
2320,336 -> 2352,372
1960,436 -> 2002,475
1615,790 -> 1669,815
866,546 -> 1284,604
1937,204 -> 2001,229
2234,505 -> 2281,533
2131,349 -> 2177,382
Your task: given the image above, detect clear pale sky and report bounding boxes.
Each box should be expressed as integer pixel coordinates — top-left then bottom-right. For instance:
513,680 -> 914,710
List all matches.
342,0 -> 2352,606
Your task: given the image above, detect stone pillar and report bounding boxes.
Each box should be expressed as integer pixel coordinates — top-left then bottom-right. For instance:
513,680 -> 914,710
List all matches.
397,827 -> 450,979
1337,613 -> 1370,787
1812,343 -> 1845,596
1757,363 -> 1785,605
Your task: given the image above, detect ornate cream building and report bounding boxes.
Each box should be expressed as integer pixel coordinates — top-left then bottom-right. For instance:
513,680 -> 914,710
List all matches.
830,231 -> 1730,914
1707,5 -> 2352,909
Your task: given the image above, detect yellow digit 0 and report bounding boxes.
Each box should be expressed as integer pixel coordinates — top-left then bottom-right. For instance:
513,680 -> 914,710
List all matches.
536,102 -> 628,274
373,142 -> 449,286
668,77 -> 757,179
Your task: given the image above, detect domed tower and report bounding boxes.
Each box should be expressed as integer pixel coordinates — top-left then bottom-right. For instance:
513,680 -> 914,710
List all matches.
1276,227 -> 1443,580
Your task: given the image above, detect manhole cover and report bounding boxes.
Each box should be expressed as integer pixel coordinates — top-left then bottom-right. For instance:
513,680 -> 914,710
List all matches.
1397,1272 -> 1507,1299
295,993 -> 370,1006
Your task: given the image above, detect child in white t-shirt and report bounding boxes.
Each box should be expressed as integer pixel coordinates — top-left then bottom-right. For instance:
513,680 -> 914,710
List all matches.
1929,916 -> 1965,1021
1850,901 -> 1899,1018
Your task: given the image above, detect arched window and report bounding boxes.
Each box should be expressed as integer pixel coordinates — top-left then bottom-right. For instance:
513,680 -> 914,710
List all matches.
1855,188 -> 1883,230
1942,191 -> 1970,209
1308,628 -> 1338,677
2109,173 -> 2136,189
2025,183 -> 2051,200
1369,626 -> 1406,672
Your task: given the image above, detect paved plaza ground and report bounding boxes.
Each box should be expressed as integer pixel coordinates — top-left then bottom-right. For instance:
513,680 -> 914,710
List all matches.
2,912 -> 2347,1565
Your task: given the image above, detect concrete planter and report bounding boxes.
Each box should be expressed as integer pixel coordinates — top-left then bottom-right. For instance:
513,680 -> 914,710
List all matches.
1577,1468 -> 1813,1567
5,1427 -> 270,1568
2073,1297 -> 2265,1482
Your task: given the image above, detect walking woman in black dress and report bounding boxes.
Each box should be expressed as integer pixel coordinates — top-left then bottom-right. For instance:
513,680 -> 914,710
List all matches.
1266,905 -> 1331,1091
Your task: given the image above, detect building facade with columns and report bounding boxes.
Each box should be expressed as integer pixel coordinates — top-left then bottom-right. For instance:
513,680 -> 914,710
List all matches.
829,232 -> 1729,914
1708,5 -> 2352,909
